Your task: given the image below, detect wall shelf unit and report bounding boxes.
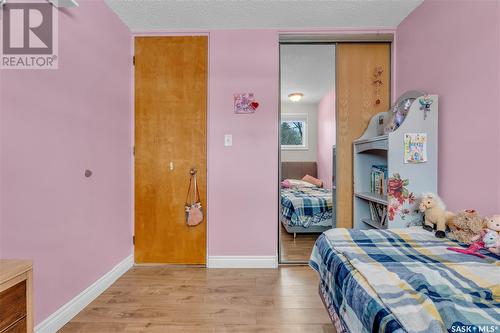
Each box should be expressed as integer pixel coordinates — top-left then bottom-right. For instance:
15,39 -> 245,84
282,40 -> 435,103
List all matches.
353,91 -> 438,229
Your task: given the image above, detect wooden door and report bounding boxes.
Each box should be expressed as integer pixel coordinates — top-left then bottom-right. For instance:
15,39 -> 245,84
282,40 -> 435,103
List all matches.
135,36 -> 207,264
335,43 -> 391,228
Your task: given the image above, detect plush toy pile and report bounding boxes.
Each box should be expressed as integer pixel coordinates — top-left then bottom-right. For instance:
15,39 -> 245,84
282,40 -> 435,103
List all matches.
446,211 -> 500,257
418,193 -> 499,257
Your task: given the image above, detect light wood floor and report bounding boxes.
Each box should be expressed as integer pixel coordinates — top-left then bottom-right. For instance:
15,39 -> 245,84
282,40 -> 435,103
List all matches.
280,224 -> 322,262
60,266 -> 335,333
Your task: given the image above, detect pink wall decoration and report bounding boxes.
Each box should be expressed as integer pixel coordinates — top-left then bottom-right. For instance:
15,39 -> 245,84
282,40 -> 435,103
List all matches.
317,90 -> 336,189
234,93 -> 259,113
0,2 -> 132,324
396,0 -> 500,215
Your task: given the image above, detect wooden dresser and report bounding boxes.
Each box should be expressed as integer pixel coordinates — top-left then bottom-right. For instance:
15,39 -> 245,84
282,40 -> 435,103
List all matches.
0,260 -> 33,333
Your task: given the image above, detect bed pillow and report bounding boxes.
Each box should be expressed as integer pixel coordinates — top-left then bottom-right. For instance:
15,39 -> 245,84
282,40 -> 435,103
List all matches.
281,179 -> 292,188
302,174 -> 323,187
286,179 -> 317,188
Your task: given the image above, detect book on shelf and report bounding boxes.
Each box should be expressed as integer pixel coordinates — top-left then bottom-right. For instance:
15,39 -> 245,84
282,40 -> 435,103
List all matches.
369,201 -> 378,223
371,165 -> 388,196
380,206 -> 387,226
369,201 -> 387,226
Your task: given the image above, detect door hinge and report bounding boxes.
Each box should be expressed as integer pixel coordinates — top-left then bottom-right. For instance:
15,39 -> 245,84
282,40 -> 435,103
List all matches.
133,236 -> 135,245
133,146 -> 135,156
133,55 -> 135,66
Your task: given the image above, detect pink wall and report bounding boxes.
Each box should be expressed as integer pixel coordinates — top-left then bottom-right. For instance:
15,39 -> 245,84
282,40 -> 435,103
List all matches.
208,30 -> 279,256
317,90 -> 336,189
0,2 -> 132,324
396,0 -> 500,215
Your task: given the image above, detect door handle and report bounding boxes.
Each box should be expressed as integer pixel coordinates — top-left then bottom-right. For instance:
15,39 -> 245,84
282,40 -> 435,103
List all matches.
169,161 -> 174,171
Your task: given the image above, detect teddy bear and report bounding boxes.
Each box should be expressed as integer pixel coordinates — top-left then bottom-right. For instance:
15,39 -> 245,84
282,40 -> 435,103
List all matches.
447,209 -> 485,244
419,193 -> 448,238
472,215 -> 500,255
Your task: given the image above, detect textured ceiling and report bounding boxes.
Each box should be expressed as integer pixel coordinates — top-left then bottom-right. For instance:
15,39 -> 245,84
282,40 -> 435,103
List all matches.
105,0 -> 423,32
281,44 -> 335,103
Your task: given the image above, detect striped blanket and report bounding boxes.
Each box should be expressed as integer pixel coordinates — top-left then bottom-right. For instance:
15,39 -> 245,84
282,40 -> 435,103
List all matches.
310,227 -> 500,333
281,187 -> 332,227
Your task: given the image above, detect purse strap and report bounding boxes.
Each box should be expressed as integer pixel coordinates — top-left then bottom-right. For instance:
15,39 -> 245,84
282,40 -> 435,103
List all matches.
185,170 -> 201,206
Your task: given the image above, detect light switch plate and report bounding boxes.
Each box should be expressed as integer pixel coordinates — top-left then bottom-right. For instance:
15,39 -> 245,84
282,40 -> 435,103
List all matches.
224,134 -> 232,147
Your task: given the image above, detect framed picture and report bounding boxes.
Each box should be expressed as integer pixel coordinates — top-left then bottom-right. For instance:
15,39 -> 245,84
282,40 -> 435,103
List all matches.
234,93 -> 258,114
404,133 -> 427,163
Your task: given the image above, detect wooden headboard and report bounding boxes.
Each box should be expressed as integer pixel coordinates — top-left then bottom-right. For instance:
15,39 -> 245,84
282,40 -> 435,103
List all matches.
281,162 -> 317,181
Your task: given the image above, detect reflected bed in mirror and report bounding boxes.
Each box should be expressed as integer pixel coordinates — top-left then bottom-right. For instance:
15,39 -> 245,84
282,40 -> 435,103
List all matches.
280,162 -> 336,262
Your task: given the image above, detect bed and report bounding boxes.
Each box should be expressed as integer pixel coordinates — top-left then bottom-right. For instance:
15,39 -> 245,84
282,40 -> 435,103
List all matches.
281,186 -> 333,233
310,227 -> 500,333
280,162 -> 334,235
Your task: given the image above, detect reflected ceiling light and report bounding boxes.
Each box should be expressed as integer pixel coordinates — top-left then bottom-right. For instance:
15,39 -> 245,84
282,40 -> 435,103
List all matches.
288,93 -> 304,102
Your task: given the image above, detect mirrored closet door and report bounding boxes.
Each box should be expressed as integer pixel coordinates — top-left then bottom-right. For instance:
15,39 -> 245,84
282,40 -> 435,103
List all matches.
279,44 -> 336,263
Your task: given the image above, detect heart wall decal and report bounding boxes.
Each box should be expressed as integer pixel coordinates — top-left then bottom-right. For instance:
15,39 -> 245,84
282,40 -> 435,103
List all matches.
234,93 -> 259,114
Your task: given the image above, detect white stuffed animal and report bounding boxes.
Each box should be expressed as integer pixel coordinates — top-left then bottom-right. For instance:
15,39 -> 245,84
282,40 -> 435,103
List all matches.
484,215 -> 500,255
482,230 -> 500,248
419,193 -> 447,238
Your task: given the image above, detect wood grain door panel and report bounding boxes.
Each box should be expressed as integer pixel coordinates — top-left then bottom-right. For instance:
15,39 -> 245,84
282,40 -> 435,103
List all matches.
335,43 -> 391,228
135,36 -> 207,264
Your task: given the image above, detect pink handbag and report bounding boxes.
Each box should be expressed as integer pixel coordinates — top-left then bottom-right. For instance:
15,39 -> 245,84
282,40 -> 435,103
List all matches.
185,169 -> 203,227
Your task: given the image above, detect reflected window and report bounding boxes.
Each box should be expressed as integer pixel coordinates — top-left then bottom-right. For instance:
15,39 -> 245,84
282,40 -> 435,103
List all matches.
281,114 -> 307,149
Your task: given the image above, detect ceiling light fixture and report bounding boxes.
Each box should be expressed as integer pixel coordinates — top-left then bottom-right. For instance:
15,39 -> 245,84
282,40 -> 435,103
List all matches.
288,93 -> 304,102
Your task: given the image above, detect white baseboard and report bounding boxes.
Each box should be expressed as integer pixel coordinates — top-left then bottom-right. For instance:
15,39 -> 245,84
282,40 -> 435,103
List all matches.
207,256 -> 278,268
35,254 -> 134,333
